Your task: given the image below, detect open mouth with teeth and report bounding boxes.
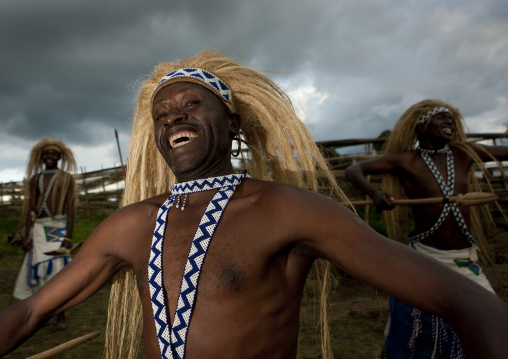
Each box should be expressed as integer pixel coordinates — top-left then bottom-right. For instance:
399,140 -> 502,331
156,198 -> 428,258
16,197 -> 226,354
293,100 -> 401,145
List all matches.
169,131 -> 199,149
442,128 -> 453,135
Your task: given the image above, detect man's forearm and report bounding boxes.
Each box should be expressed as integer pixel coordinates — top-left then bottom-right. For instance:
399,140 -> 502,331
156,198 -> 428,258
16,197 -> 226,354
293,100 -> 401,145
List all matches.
447,287 -> 508,358
345,165 -> 380,198
0,300 -> 42,356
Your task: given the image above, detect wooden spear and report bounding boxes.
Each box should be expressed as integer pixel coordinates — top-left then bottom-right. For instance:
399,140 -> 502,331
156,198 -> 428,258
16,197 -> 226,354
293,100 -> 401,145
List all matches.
25,331 -> 100,359
351,192 -> 498,207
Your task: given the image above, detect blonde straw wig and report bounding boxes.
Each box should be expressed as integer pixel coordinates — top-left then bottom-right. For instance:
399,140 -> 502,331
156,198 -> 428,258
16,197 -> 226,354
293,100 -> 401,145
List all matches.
105,50 -> 350,359
382,99 -> 502,260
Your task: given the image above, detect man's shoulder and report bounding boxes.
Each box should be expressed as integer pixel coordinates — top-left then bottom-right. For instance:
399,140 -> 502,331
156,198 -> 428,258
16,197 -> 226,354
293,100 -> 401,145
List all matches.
367,151 -> 419,169
239,177 -> 318,204
385,150 -> 419,160
111,193 -> 170,224
242,177 -> 301,194
126,193 -> 170,211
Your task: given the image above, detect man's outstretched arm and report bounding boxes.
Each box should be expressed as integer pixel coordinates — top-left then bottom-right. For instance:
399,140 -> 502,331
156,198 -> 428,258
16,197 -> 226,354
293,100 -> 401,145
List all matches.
469,142 -> 508,163
283,186 -> 508,358
0,202 -> 151,356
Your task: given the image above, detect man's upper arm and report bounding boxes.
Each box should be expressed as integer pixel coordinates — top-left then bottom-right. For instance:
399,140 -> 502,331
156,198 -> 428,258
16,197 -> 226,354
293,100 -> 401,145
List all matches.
289,188 -> 466,315
353,153 -> 403,175
470,142 -> 508,162
284,186 -> 508,359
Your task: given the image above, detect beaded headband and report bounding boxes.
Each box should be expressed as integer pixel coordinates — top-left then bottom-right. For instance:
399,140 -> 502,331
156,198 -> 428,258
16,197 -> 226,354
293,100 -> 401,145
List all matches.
42,145 -> 61,153
418,106 -> 452,125
151,68 -> 234,112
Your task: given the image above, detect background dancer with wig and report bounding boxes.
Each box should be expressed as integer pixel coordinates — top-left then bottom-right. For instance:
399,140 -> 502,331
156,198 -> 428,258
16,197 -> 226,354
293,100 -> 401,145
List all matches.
10,138 -> 77,332
345,99 -> 508,358
1,54 -> 508,359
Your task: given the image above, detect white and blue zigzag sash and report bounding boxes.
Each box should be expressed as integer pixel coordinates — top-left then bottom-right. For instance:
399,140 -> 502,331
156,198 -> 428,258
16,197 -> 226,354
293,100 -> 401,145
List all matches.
148,172 -> 248,359
409,147 -> 476,245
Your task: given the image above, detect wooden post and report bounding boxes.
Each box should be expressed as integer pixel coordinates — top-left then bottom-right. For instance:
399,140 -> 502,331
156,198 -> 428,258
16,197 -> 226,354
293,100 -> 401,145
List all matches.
80,166 -> 90,216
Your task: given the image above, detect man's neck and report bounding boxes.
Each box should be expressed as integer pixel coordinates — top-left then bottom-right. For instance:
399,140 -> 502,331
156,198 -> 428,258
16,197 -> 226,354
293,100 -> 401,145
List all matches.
418,138 -> 450,152
43,166 -> 59,172
174,164 -> 236,183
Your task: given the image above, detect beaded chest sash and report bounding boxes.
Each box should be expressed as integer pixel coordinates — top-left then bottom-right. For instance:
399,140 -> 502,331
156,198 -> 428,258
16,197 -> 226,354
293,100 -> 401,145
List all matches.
148,172 -> 248,358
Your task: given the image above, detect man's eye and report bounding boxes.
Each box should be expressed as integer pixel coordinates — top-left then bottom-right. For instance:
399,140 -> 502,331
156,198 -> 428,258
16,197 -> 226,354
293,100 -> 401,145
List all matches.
186,100 -> 199,107
156,113 -> 167,121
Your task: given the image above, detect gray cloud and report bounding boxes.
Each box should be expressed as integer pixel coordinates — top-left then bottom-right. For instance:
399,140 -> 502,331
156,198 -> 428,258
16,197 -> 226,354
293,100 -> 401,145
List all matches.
1,0 -> 507,181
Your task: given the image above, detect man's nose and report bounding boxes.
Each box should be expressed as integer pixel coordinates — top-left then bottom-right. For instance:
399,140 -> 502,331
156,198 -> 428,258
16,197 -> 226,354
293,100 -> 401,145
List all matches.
164,111 -> 189,126
444,117 -> 454,125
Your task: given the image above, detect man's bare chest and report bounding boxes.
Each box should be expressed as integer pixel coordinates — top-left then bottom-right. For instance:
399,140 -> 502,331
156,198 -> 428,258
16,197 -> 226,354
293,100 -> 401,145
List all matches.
401,156 -> 470,197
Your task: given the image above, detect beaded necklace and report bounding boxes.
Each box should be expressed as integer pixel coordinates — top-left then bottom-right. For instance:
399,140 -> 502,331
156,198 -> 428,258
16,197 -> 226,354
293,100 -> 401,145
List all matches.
148,172 -> 249,359
409,146 -> 475,244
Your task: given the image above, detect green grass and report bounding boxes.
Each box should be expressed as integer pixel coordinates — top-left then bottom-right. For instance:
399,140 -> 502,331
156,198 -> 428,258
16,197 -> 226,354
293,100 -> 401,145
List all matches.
0,208 -> 112,358
72,213 -> 110,243
2,205 -> 507,358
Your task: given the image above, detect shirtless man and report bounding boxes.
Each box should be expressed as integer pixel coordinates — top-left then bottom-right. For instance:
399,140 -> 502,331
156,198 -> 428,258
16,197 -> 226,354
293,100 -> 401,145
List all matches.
345,99 -> 508,358
1,56 -> 507,359
11,138 -> 77,332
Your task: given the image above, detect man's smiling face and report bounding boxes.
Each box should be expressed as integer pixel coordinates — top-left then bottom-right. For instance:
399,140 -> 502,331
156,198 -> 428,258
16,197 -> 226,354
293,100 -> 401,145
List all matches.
423,111 -> 455,141
41,149 -> 61,170
151,81 -> 239,181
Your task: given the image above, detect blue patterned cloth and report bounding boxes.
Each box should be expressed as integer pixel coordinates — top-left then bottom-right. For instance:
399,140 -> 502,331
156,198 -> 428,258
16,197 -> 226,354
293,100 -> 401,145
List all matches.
384,297 -> 465,359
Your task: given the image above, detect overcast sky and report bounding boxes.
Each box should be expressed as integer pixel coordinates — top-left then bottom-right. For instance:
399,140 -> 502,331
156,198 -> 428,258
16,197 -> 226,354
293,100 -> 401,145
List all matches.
1,0 -> 507,182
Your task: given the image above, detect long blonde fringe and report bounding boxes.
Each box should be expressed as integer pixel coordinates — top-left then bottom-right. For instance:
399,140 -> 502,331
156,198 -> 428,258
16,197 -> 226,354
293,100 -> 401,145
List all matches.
105,50 -> 349,358
382,99 -> 503,263
20,138 -> 77,227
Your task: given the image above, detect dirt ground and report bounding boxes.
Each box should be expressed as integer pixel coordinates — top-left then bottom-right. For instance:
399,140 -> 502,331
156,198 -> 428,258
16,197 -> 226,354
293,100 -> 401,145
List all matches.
1,212 -> 507,358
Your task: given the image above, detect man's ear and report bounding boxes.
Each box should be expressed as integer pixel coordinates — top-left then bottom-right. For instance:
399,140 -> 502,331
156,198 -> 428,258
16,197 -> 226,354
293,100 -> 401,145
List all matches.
416,123 -> 425,134
228,113 -> 241,137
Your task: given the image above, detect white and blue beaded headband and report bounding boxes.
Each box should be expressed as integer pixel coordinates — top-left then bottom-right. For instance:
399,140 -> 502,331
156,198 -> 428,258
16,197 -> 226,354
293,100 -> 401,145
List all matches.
418,106 -> 453,125
151,67 -> 234,112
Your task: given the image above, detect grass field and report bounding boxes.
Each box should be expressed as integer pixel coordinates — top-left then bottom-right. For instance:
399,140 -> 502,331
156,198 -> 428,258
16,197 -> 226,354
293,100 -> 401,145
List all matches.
1,206 -> 507,358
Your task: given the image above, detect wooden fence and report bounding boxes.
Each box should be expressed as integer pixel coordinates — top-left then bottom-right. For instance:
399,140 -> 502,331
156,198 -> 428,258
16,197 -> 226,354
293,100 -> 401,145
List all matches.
0,166 -> 125,214
1,132 -> 507,214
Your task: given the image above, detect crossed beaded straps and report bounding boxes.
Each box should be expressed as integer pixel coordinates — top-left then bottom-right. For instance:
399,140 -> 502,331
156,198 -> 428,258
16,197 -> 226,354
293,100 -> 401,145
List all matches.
37,169 -> 60,217
409,147 -> 476,245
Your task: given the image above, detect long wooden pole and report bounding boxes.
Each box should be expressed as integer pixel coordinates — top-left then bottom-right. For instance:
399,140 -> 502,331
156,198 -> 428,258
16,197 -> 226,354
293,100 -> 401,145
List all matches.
25,331 -> 100,359
114,129 -> 125,169
351,192 -> 498,207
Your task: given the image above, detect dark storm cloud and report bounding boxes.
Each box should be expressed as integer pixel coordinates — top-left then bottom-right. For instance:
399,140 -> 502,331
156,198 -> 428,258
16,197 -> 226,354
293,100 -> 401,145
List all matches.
1,0 -> 508,181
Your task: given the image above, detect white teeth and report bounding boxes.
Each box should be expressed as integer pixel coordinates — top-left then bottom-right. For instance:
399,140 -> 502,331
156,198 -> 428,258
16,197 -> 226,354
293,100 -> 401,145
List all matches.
173,140 -> 188,148
169,132 -> 198,148
443,128 -> 452,134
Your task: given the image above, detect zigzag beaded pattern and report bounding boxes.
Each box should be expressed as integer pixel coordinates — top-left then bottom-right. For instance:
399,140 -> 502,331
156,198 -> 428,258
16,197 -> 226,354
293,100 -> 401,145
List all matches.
154,68 -> 231,102
171,172 -> 246,195
409,148 -> 476,245
417,106 -> 452,125
171,185 -> 236,358
148,196 -> 174,358
148,172 -> 247,359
